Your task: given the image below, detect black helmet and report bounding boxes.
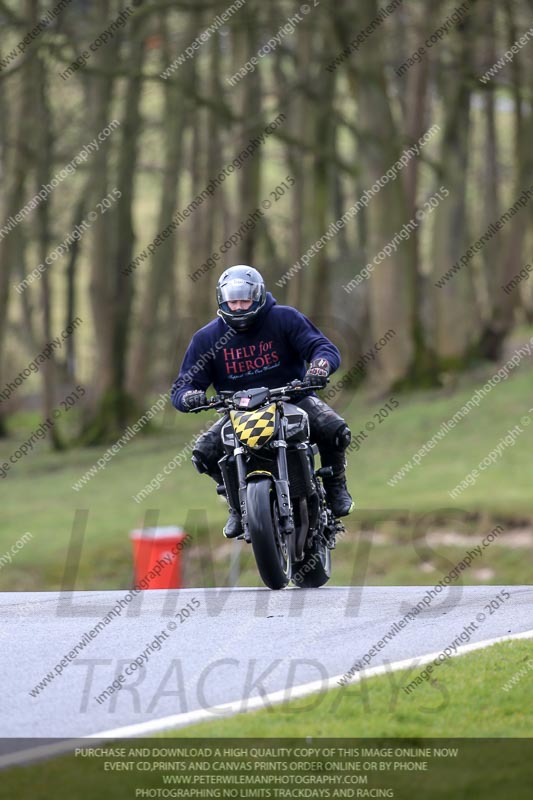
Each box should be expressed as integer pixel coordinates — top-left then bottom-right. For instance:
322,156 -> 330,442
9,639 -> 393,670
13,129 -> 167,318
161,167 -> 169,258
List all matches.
216,265 -> 266,331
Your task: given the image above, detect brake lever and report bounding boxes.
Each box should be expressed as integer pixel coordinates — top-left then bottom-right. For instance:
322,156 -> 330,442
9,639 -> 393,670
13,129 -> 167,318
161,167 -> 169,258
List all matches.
290,383 -> 313,392
191,401 -> 225,413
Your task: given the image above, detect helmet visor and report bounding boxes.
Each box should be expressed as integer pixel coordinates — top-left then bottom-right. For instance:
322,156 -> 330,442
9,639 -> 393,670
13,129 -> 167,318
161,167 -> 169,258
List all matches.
218,279 -> 262,303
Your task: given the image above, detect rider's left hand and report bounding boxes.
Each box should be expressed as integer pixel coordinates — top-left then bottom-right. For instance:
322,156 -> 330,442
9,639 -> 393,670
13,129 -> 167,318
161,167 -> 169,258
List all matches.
303,358 -> 330,388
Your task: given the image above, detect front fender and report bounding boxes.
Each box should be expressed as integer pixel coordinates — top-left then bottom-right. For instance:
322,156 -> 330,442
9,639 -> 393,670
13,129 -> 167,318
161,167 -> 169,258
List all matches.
245,470 -> 274,480
245,472 -> 292,528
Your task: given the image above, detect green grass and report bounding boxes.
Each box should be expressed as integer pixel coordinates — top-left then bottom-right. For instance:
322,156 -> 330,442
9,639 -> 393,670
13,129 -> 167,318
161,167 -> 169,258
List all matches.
1,642 -> 531,800
1,348 -> 533,591
163,640 -> 532,738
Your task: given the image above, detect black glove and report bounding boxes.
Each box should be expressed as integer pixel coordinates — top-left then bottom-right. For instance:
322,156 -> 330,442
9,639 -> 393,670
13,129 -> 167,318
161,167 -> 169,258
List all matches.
182,390 -> 207,411
303,358 -> 330,388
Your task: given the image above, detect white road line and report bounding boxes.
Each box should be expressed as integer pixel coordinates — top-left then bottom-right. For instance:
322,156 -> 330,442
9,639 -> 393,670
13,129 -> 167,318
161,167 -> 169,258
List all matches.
90,628 -> 533,738
2,627 -> 532,769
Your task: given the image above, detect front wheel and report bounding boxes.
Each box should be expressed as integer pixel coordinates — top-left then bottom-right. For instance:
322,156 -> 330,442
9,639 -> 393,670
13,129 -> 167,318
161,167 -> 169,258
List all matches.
292,535 -> 331,588
247,480 -> 291,590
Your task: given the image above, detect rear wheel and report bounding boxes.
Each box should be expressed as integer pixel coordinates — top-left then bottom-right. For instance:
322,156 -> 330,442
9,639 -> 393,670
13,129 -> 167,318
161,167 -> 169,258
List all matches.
292,535 -> 331,588
247,480 -> 291,590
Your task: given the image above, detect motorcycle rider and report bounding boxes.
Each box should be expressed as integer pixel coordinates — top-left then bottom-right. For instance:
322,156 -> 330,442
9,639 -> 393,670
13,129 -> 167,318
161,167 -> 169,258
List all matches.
171,265 -> 354,538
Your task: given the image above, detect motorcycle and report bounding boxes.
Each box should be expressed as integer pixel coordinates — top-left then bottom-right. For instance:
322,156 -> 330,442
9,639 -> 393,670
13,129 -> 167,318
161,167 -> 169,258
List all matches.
193,381 -> 345,590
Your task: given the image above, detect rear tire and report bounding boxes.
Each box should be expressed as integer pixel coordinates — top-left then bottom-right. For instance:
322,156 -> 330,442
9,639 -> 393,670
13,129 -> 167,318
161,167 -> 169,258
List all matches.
247,480 -> 291,590
293,536 -> 331,588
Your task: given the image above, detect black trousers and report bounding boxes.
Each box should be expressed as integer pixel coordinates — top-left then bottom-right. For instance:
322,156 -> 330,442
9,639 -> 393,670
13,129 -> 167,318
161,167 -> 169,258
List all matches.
191,395 -> 351,483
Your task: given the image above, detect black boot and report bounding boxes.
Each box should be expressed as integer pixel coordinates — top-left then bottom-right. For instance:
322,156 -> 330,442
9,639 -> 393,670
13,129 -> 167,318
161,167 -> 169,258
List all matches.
321,454 -> 354,518
195,459 -> 243,539
223,508 -> 243,539
215,479 -> 243,539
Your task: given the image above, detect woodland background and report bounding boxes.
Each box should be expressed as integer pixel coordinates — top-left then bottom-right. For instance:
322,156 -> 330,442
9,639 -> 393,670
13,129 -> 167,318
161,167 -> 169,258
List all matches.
1,0 -> 532,447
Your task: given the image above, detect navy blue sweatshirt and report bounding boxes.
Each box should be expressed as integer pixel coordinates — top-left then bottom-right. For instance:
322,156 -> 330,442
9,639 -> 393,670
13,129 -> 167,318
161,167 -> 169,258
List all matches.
171,293 -> 340,411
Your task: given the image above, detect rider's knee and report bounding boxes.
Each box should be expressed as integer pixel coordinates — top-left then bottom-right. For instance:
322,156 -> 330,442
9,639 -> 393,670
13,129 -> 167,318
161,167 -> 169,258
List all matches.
191,451 -> 210,475
191,419 -> 224,476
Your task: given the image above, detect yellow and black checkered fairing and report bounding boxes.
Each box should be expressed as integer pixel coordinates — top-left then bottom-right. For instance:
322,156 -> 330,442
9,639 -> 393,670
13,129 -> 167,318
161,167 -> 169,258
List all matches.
229,403 -> 277,449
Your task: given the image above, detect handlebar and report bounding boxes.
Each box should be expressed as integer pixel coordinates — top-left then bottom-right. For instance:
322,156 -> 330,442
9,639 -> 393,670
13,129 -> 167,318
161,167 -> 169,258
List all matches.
190,379 -> 327,413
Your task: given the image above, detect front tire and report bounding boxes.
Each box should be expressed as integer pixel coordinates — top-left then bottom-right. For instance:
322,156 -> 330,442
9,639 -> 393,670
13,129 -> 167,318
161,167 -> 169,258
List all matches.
293,535 -> 331,588
247,480 -> 291,590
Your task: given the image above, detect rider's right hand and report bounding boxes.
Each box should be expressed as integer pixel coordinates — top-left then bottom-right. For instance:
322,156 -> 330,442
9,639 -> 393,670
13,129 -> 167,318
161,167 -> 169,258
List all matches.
182,390 -> 207,411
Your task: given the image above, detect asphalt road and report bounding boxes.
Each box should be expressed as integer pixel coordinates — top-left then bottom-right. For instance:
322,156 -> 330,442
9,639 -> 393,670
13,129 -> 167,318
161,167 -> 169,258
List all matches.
1,585 -> 532,749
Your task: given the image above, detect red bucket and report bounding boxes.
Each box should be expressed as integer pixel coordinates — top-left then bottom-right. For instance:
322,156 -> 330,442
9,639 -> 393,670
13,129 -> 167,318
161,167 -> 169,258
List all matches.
130,526 -> 187,590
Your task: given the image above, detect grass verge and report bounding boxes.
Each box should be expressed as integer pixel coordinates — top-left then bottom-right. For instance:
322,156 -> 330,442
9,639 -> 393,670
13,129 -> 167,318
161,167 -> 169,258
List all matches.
0,356 -> 532,590
1,642 -> 531,800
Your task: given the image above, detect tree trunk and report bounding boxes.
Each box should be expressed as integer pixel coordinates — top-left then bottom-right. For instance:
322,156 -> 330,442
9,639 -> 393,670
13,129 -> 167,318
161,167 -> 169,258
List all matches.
63,195 -> 87,382
308,39 -> 336,321
204,29 -> 225,309
476,0 -> 502,358
81,10 -> 147,443
34,47 -> 64,449
236,7 -> 263,264
484,0 -> 533,353
430,8 -> 479,367
0,1 -> 34,436
85,0 -> 118,414
128,14 -> 188,405
332,0 -> 419,388
277,17 -> 312,308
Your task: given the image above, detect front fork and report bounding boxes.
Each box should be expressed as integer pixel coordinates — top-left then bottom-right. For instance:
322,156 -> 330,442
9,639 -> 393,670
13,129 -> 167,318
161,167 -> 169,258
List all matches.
234,433 -> 295,545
